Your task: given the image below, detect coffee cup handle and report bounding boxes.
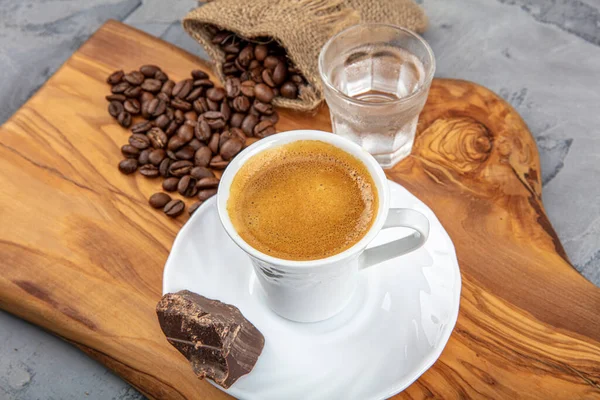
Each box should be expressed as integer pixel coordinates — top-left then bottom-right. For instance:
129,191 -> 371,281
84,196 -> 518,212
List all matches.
359,208 -> 430,270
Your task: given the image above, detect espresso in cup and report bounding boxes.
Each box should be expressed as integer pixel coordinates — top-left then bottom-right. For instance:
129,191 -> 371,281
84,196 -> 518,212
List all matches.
227,140 -> 378,261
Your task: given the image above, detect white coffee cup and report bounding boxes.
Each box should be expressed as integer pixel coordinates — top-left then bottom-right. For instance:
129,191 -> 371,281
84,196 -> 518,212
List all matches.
217,130 -> 429,322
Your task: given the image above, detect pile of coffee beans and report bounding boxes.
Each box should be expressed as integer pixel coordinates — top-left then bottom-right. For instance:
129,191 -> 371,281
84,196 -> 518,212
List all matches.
207,27 -> 305,101
106,64 -> 282,218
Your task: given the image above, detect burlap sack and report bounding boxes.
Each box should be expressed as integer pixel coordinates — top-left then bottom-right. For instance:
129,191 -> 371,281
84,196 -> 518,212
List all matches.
183,0 -> 427,112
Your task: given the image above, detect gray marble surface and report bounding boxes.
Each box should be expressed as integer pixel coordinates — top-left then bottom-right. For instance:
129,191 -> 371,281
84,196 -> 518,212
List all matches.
0,0 -> 598,398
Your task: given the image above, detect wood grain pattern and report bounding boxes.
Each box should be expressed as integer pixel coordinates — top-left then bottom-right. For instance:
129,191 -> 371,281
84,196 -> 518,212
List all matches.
0,21 -> 599,399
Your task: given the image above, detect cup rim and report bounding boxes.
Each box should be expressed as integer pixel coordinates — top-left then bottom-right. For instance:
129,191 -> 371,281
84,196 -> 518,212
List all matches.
318,23 -> 436,107
216,130 -> 390,269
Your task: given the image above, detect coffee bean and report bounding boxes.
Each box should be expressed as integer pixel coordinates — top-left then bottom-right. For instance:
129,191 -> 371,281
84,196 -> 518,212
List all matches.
189,201 -> 203,215
223,42 -> 240,54
124,99 -> 140,114
254,45 -> 268,61
121,144 -> 141,158
175,145 -> 195,160
170,98 -> 192,111
253,100 -> 273,115
164,199 -> 185,218
225,53 -> 237,62
145,127 -> 166,149
198,188 -> 218,201
162,177 -> 179,192
249,106 -> 260,117
262,69 -> 276,87
138,149 -> 151,165
106,94 -> 126,102
173,79 -> 193,99
169,160 -> 193,177
107,70 -> 124,85
191,70 -> 209,80
273,61 -> 288,85
250,67 -> 263,83
167,135 -> 187,151
208,133 -> 220,154
220,138 -> 244,161
139,164 -> 160,178
240,80 -> 255,97
178,175 -> 199,197
254,83 -> 274,103
108,101 -> 124,118
193,79 -> 214,88
140,79 -> 162,93
219,130 -> 234,147
260,112 -> 279,124
220,101 -> 231,121
176,124 -> 195,143
280,81 -> 298,99
209,155 -> 229,170
249,59 -> 260,70
264,55 -> 279,69
211,31 -> 232,45
193,97 -> 209,114
238,45 -> 254,67
141,100 -> 151,119
194,146 -> 212,167
206,87 -> 226,103
149,149 -> 166,166
169,109 -> 182,125
272,87 -> 280,97
124,71 -> 144,85
203,111 -> 225,130
225,77 -> 241,98
140,65 -> 161,77
254,120 -> 276,138
148,98 -> 167,117
232,96 -> 251,112
118,158 -> 138,174
290,74 -> 304,85
196,177 -> 220,189
181,111 -> 196,122
241,114 -> 259,136
159,158 -> 172,177
240,71 -> 252,82
129,133 -> 150,149
230,112 -> 245,128
124,85 -> 142,98
188,138 -> 203,150
207,98 -> 220,112
191,166 -> 215,179
186,87 -> 204,102
140,91 -> 154,104
117,111 -> 132,128
149,192 -> 171,208
156,92 -> 171,104
154,115 -> 169,130
112,81 -> 130,94
195,118 -> 212,141
155,70 -> 169,82
165,120 -> 179,137
230,127 -> 247,143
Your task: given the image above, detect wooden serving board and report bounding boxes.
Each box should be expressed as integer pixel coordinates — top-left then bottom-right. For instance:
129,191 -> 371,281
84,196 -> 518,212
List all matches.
1,20 -> 599,399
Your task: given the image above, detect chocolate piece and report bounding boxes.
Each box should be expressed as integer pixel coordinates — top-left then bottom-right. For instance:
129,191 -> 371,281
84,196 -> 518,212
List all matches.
156,290 -> 264,389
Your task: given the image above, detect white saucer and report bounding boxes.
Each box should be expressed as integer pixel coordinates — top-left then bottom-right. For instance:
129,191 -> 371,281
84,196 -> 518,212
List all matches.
163,180 -> 461,400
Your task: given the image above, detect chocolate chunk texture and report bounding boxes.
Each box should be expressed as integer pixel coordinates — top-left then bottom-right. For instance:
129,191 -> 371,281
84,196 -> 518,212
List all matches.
156,290 -> 264,388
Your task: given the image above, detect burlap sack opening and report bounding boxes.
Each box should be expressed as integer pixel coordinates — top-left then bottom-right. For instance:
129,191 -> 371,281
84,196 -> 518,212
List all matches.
183,0 -> 427,112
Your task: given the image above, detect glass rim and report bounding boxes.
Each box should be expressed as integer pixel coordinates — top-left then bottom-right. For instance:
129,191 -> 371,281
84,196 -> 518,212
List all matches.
318,23 -> 436,107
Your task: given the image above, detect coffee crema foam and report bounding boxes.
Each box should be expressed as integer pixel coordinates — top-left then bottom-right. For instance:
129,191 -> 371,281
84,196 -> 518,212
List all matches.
227,140 -> 378,261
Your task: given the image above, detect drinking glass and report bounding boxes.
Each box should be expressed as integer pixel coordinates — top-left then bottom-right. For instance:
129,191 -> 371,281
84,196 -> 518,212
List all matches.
318,23 -> 435,168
